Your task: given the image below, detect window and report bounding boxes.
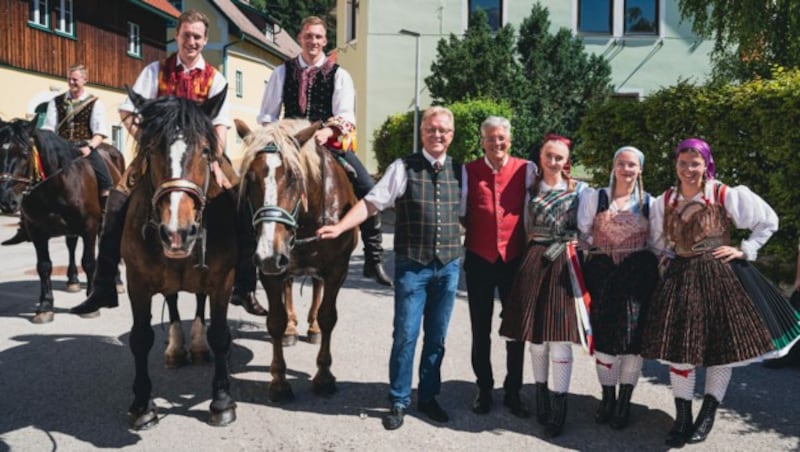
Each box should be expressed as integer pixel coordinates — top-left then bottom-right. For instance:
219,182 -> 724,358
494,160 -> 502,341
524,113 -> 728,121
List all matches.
55,0 -> 74,36
625,0 -> 658,34
29,0 -> 49,29
169,0 -> 182,10
346,0 -> 358,42
577,0 -> 658,36
235,71 -> 243,98
128,22 -> 141,57
469,0 -> 502,32
112,125 -> 124,150
265,23 -> 274,42
578,0 -> 612,34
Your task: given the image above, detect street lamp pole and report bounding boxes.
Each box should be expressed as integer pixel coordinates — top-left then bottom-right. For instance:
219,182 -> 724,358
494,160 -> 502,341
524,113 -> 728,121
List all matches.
399,29 -> 421,153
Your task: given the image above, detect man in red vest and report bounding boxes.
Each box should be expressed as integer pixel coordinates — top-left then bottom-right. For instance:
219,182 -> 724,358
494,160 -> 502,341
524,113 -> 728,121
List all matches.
461,116 -> 536,418
70,10 -> 247,315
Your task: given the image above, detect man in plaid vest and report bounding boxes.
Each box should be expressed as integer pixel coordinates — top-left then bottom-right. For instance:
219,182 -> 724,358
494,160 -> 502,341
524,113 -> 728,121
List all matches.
316,106 -> 462,430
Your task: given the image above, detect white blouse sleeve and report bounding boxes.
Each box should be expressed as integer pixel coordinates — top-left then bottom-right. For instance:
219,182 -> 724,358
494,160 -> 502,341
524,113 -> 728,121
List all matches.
577,186 -> 598,245
648,191 -> 668,253
723,185 -> 779,261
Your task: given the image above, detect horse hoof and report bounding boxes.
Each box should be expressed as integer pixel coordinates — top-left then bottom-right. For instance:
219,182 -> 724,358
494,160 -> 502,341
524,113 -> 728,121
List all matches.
65,283 -> 81,293
78,310 -> 100,319
128,403 -> 158,431
190,350 -> 211,364
282,334 -> 298,347
307,332 -> 322,344
31,311 -> 55,324
268,382 -> 295,403
312,378 -> 337,397
164,351 -> 189,368
208,407 -> 237,426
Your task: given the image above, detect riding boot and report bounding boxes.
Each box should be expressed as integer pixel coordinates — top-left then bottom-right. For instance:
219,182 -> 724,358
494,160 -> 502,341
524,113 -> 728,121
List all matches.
230,204 -> 267,316
610,384 -> 634,429
665,398 -> 693,448
360,214 -> 392,287
535,382 -> 551,426
688,395 -> 720,444
545,392 -> 568,438
2,221 -> 30,245
86,147 -> 113,194
69,190 -> 128,315
595,385 -> 616,424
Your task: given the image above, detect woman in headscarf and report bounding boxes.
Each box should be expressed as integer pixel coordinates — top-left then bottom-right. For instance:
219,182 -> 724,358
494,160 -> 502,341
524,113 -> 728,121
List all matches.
641,138 -> 800,447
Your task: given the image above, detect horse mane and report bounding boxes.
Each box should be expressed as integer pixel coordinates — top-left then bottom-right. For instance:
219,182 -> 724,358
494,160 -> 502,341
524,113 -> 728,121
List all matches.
0,119 -> 34,150
136,96 -> 218,159
238,119 -> 322,200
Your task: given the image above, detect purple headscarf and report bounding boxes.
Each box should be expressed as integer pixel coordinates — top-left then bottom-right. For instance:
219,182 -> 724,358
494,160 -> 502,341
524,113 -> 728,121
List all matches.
675,138 -> 715,180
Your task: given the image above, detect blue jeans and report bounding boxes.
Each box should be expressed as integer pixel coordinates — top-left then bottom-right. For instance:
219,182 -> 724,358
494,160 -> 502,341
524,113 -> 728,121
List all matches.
388,256 -> 460,408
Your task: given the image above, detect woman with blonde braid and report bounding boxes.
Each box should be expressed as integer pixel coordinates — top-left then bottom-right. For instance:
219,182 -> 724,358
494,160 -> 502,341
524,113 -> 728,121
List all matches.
641,138 -> 800,448
577,146 -> 658,430
499,134 -> 588,438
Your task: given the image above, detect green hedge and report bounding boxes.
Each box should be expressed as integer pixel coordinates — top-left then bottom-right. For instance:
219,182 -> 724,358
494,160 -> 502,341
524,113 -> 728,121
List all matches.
372,99 -> 514,173
578,68 -> 800,280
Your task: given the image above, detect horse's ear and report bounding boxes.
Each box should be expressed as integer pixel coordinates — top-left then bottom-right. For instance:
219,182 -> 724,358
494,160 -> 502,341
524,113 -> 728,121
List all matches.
201,85 -> 227,120
24,115 -> 38,136
294,120 -> 322,146
125,84 -> 147,111
234,119 -> 251,139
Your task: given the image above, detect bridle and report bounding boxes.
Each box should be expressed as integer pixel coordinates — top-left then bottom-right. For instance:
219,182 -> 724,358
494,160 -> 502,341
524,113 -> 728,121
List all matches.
0,138 -> 42,193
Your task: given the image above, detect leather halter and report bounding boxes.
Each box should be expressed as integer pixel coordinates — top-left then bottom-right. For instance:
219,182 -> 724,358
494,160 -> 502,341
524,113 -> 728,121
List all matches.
0,138 -> 40,190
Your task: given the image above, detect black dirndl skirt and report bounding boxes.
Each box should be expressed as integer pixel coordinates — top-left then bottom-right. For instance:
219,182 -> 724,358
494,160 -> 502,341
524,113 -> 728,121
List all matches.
641,255 -> 782,366
499,243 -> 580,344
583,250 -> 659,355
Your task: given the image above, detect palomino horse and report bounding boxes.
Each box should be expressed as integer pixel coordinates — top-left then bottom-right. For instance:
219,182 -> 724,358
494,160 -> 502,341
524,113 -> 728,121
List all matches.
0,117 -> 124,323
122,90 -> 237,429
236,119 -> 357,402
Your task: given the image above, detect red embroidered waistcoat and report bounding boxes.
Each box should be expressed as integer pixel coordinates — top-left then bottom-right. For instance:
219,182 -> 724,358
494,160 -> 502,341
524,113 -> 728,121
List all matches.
157,53 -> 216,102
464,157 -> 528,263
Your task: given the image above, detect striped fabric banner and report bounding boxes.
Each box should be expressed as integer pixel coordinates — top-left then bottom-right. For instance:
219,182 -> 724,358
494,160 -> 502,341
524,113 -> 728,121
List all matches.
566,241 -> 593,354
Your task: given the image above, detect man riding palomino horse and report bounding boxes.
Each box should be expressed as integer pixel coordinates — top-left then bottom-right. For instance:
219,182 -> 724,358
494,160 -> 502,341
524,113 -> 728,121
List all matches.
3,63 -> 114,246
229,15 -> 391,313
70,9 -> 242,316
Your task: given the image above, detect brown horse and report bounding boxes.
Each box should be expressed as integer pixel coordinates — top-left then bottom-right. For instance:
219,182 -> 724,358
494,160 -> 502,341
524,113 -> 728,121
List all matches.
163,292 -> 210,367
236,118 -> 357,402
0,117 -> 124,323
122,90 -> 237,429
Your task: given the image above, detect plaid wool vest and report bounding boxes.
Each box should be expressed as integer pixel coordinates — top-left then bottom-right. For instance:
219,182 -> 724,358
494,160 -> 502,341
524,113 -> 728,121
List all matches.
395,153 -> 462,265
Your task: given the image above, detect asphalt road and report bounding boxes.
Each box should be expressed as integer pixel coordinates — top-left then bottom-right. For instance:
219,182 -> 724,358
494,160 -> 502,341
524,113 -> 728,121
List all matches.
0,214 -> 798,451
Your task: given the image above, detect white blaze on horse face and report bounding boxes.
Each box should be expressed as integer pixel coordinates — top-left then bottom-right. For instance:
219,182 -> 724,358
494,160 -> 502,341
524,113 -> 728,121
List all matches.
167,136 -> 188,231
256,153 -> 282,260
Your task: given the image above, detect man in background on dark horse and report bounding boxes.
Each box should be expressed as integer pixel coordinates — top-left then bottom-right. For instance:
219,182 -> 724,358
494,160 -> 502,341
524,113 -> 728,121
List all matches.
2,63 -> 113,246
70,9 -> 244,315
238,15 -> 392,305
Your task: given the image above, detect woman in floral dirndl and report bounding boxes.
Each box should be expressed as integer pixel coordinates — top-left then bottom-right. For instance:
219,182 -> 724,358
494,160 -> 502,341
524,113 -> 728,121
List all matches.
499,134 -> 587,438
577,146 -> 658,430
641,138 -> 800,448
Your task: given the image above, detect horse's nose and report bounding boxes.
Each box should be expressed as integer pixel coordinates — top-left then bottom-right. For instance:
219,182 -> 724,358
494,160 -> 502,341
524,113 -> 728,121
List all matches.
8,198 -> 19,212
259,253 -> 289,275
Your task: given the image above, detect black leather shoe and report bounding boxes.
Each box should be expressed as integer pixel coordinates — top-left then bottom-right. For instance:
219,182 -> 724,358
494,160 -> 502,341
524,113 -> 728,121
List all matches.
2,226 -> 30,246
382,405 -> 405,430
418,398 -> 449,423
364,261 -> 393,287
472,388 -> 493,414
230,291 -> 267,316
70,287 -> 119,315
504,392 -> 531,418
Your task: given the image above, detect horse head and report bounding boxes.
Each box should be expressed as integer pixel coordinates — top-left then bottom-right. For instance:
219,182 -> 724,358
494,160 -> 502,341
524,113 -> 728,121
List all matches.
236,119 -> 321,275
0,117 -> 37,213
129,88 -> 226,258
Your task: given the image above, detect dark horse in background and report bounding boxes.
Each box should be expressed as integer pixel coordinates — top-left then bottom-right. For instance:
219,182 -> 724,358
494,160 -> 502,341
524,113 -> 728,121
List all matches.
122,89 -> 237,429
0,117 -> 125,323
236,118 -> 357,402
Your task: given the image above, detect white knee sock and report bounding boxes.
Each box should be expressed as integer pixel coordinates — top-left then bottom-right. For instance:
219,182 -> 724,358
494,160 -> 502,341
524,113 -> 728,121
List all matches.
530,342 -> 550,384
704,366 -> 732,402
550,342 -> 573,393
669,363 -> 696,400
619,354 -> 643,386
594,351 -> 619,386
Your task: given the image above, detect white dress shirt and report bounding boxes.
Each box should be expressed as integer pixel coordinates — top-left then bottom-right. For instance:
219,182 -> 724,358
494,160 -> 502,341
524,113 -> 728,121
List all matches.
364,150 -> 447,212
42,91 -> 109,138
118,54 -> 232,128
257,55 -> 356,126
